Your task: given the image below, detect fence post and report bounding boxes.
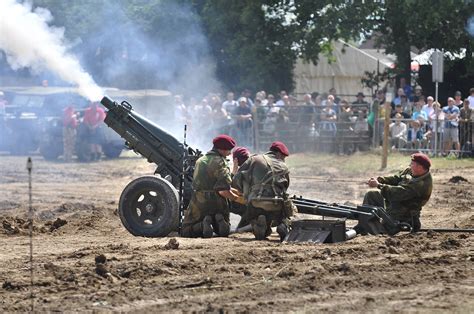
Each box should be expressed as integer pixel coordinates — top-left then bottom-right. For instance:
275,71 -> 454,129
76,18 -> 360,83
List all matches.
381,102 -> 391,169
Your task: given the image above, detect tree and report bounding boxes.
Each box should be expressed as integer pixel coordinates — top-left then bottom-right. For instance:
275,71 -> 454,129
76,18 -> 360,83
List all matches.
195,0 -> 297,94
30,0 -> 215,92
284,0 -> 474,86
380,0 -> 474,85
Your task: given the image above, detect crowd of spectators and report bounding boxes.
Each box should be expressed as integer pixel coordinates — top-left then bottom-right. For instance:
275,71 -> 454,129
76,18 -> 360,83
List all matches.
387,87 -> 474,157
173,85 -> 474,157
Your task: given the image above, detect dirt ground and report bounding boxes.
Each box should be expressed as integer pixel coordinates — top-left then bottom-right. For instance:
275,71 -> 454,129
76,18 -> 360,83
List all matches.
0,154 -> 473,312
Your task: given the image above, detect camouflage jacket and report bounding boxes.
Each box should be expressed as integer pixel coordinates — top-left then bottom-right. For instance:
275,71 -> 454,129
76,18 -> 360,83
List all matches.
377,168 -> 432,218
192,149 -> 232,193
232,151 -> 290,203
183,149 -> 232,225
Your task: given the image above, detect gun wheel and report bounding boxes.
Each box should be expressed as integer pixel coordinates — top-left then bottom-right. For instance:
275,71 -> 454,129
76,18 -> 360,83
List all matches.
118,176 -> 179,237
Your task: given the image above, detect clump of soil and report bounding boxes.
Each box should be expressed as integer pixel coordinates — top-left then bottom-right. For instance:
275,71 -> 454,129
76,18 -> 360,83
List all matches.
164,238 -> 179,250
45,218 -> 68,231
448,176 -> 469,183
1,217 -> 30,235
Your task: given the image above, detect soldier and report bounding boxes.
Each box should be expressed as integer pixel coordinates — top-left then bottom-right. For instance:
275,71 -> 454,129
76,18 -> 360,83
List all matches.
83,101 -> 106,161
182,134 -> 241,238
363,153 -> 433,232
230,147 -> 251,229
232,141 -> 296,241
62,105 -> 78,162
231,146 -> 250,175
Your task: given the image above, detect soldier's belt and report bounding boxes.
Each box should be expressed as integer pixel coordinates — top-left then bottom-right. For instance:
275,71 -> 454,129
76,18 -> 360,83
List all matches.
250,197 -> 284,212
193,190 -> 218,200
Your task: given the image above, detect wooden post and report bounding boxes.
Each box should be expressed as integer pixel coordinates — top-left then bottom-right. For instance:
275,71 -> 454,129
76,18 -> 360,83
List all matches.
381,102 -> 390,169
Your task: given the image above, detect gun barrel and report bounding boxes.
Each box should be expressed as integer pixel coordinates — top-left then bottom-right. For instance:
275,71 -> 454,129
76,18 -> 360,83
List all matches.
101,96 -> 116,110
99,96 -> 192,184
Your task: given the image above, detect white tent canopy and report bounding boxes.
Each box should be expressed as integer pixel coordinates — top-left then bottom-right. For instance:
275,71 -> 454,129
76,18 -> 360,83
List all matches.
293,40 -> 395,99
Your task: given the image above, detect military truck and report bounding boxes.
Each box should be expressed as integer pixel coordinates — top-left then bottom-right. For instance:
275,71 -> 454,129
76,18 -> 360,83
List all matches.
0,86 -> 172,161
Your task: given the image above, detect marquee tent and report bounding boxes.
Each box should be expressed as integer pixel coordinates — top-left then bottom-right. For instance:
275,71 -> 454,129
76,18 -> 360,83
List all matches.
293,40 -> 396,99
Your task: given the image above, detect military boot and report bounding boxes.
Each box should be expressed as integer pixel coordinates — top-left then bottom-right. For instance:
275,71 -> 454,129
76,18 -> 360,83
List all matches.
214,213 -> 230,237
252,215 -> 268,240
276,222 -> 289,242
202,215 -> 213,238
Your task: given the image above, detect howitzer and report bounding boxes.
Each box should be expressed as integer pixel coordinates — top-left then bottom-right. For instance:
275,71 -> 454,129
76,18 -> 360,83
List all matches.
101,96 -> 201,236
100,96 -> 415,241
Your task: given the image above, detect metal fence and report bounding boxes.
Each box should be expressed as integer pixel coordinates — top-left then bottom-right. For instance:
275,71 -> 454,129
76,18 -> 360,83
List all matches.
374,117 -> 473,157
250,105 -> 371,154
209,105 -> 473,158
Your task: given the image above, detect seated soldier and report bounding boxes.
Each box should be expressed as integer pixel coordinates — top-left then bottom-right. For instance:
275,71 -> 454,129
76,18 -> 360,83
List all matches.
362,153 -> 433,232
232,141 -> 296,241
182,135 -> 241,238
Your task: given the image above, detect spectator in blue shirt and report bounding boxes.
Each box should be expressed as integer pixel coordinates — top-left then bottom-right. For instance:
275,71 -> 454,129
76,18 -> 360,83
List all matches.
412,102 -> 428,122
442,97 -> 461,155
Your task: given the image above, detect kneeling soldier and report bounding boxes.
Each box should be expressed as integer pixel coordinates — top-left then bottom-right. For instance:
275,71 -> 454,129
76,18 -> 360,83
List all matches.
182,135 -> 241,238
233,141 -> 296,241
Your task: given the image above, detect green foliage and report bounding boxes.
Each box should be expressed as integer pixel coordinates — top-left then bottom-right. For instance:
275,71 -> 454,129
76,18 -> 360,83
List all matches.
378,0 -> 474,82
195,0 -> 296,94
361,68 -> 395,91
31,0 -> 105,40
265,0 -> 473,86
286,0 -> 381,64
30,0 -> 209,90
29,0 -> 474,93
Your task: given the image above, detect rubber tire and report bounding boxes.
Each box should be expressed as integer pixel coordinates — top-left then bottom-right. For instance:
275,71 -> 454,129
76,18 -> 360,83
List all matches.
39,141 -> 62,161
76,140 -> 93,162
118,176 -> 179,237
102,143 -> 122,159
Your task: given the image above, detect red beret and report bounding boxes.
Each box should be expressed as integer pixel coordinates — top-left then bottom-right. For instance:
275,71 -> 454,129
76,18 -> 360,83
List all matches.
270,141 -> 289,156
213,134 -> 236,150
232,147 -> 250,166
411,153 -> 431,169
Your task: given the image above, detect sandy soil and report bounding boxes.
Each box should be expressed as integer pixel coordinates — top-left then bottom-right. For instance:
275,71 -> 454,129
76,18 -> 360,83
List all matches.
0,155 -> 473,312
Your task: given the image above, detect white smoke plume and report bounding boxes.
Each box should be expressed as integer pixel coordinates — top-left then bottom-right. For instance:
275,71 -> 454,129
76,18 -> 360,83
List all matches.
467,16 -> 474,37
0,0 -> 102,101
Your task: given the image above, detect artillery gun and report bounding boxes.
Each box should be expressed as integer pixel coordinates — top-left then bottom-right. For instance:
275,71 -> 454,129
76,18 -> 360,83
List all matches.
101,96 -> 416,241
101,96 -> 200,236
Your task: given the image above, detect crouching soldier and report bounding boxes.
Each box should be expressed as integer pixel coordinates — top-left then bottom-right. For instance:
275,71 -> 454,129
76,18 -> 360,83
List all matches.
182,135 -> 241,238
363,153 -> 433,232
233,141 -> 297,241
229,147 -> 252,229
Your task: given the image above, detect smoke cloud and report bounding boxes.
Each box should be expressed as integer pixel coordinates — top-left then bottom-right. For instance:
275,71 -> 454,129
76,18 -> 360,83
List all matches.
0,0 -> 223,152
0,0 -> 102,100
467,16 -> 474,37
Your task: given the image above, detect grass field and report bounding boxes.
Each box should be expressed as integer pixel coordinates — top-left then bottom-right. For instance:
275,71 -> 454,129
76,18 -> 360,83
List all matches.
287,151 -> 474,175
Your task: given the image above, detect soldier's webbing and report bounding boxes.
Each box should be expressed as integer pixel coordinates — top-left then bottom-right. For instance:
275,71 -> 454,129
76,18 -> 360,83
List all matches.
254,155 -> 288,199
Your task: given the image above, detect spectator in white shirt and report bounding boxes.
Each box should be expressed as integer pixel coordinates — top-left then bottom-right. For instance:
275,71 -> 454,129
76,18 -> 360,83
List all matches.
389,113 -> 407,149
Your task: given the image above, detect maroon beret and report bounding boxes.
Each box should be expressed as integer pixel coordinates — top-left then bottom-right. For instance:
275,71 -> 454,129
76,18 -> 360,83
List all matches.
411,153 -> 431,169
213,134 -> 236,150
232,147 -> 250,166
270,141 -> 289,156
